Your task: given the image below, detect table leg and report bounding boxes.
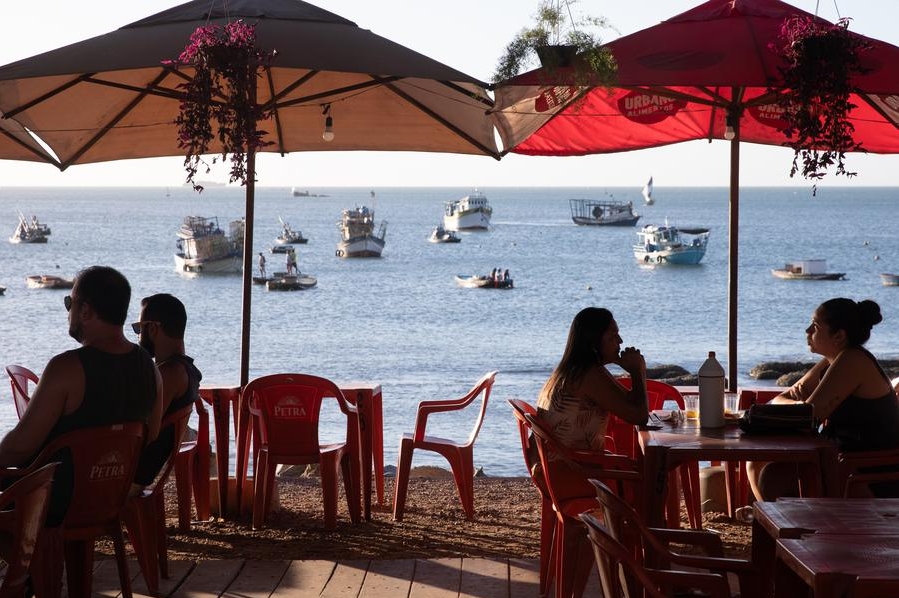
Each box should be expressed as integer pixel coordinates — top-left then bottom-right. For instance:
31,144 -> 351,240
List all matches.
234,393 -> 251,514
641,446 -> 669,528
372,389 -> 384,506
354,390 -> 373,520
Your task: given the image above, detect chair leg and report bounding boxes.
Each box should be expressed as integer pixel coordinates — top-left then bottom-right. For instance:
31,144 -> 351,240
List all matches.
539,498 -> 555,598
340,452 -> 361,524
30,527 -> 63,598
63,539 -> 97,598
665,470 -> 681,528
175,449 -> 194,531
320,453 -> 341,530
155,490 -> 169,580
392,437 -> 414,521
252,451 -> 271,530
681,462 -> 703,529
109,522 -> 135,598
445,448 -> 475,520
122,496 -> 159,594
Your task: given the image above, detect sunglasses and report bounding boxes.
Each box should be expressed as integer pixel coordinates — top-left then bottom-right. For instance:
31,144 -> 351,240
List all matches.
64,295 -> 73,311
130,321 -> 159,335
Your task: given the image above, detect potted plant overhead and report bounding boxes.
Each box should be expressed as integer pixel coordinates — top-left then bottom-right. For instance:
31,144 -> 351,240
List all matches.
493,0 -> 616,85
168,20 -> 275,192
772,16 -> 870,187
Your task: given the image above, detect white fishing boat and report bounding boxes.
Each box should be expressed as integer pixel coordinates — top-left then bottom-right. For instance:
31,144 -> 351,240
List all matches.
634,224 -> 710,265
642,177 -> 655,205
454,273 -> 514,289
275,216 -> 307,244
772,260 -> 845,281
428,225 -> 461,243
9,212 -> 51,243
265,272 -> 317,291
336,206 -> 386,258
173,216 -> 244,275
569,198 -> 640,226
25,274 -> 74,289
880,273 -> 899,286
443,190 -> 492,231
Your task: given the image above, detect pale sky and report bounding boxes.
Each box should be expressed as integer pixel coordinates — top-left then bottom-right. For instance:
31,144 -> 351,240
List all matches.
1,1 -> 896,188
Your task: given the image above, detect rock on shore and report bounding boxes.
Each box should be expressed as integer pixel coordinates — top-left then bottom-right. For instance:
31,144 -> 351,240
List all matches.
750,359 -> 899,386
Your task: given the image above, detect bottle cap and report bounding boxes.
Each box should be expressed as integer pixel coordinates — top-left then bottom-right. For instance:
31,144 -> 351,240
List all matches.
708,351 -> 715,358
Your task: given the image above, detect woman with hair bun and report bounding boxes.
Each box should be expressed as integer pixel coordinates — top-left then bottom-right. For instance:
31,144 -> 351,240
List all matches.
748,297 -> 899,501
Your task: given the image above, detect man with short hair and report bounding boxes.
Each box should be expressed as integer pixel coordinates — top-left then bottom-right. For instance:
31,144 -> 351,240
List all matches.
130,293 -> 203,487
0,265 -> 162,521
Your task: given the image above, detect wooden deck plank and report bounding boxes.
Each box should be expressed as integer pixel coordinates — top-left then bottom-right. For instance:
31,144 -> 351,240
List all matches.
319,560 -> 368,598
171,559 -> 244,598
459,557 -> 508,598
222,559 -> 290,598
132,560 -> 196,597
92,557 -> 134,597
271,560 -> 338,597
409,558 -> 462,598
508,558 -> 540,598
358,558 -> 416,597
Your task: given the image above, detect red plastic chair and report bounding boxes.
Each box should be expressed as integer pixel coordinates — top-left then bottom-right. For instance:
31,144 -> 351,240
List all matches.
525,411 -> 641,598
173,398 -> 211,530
392,371 -> 497,521
5,364 -> 37,419
614,378 -> 702,529
122,404 -> 192,594
0,462 -> 58,598
3,422 -> 146,598
509,399 -> 556,597
244,373 -> 361,530
579,509 -> 733,598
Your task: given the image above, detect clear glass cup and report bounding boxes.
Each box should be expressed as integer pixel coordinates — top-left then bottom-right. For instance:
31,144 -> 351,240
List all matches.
724,393 -> 740,415
684,396 -> 699,419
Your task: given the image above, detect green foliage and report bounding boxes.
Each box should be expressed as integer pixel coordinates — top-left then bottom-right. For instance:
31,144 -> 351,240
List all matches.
493,0 -> 617,86
772,17 -> 870,189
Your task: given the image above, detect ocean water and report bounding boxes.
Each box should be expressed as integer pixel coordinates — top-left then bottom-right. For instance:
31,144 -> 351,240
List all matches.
1,185 -> 897,477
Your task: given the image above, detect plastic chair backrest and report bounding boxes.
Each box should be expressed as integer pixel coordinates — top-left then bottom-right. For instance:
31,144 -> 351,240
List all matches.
0,462 -> 58,597
141,404 -> 193,492
6,365 -> 38,419
27,422 -> 145,530
617,377 -> 684,410
463,371 -> 496,446
509,398 -> 538,473
413,371 -> 497,445
244,373 -> 355,456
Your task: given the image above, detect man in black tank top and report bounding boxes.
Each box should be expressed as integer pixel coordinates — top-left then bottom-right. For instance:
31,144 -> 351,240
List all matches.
0,266 -> 162,523
131,293 -> 203,487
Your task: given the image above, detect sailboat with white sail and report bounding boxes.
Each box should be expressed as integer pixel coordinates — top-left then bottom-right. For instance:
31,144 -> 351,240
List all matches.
642,177 -> 654,205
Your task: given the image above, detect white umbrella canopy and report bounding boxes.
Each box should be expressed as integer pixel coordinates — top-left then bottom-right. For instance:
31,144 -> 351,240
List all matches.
0,0 -> 500,384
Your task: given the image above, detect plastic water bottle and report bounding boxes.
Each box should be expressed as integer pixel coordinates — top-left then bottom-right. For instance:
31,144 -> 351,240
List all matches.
698,351 -> 725,428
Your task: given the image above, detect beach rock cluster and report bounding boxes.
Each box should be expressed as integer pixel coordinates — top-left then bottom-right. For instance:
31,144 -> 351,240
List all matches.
647,364 -> 697,386
749,359 -> 899,386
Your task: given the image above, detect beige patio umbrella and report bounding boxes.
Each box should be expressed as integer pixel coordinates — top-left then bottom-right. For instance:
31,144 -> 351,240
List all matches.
0,0 -> 499,385
0,113 -> 58,165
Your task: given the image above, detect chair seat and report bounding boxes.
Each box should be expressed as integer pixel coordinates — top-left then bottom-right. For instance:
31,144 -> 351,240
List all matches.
401,432 -> 466,449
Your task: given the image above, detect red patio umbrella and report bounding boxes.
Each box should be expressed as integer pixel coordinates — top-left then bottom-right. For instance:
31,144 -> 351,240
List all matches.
492,0 -> 899,386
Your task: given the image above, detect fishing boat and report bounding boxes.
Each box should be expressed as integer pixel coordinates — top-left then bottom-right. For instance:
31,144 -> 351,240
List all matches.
25,274 -> 74,289
0,286 -> 5,295
264,272 -> 317,291
642,177 -> 655,205
634,224 -> 710,265
880,273 -> 899,286
428,225 -> 461,243
270,244 -> 293,254
336,206 -> 386,258
454,273 -> 514,289
274,216 -> 307,244
443,190 -> 492,231
173,216 -> 244,275
9,212 -> 51,243
569,198 -> 640,226
771,260 -> 845,280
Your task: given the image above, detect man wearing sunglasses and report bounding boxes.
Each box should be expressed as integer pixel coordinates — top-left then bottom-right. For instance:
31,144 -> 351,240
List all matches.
0,266 -> 162,520
130,293 -> 202,489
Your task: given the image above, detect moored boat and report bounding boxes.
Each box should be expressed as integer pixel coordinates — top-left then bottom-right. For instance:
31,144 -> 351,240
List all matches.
634,224 -> 710,265
443,190 -> 492,231
266,273 -> 317,291
642,177 -> 655,205
880,273 -> 899,286
569,198 -> 640,226
174,216 -> 244,275
9,212 -> 51,243
336,206 -> 386,258
26,274 -> 74,289
275,216 -> 308,245
0,285 -> 5,295
428,225 -> 461,243
772,260 -> 845,280
270,244 -> 293,254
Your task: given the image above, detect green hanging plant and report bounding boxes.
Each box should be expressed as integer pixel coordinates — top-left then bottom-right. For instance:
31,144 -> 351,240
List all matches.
771,16 -> 871,187
493,0 -> 617,86
167,20 -> 275,192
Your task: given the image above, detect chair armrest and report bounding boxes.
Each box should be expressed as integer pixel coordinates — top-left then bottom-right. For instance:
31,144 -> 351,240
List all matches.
667,552 -> 756,575
649,527 -> 724,556
646,568 -> 732,598
839,448 -> 899,469
411,398 -> 473,439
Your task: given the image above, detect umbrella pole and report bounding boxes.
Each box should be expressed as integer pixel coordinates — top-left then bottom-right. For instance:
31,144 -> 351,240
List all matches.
727,119 -> 740,391
240,148 -> 256,389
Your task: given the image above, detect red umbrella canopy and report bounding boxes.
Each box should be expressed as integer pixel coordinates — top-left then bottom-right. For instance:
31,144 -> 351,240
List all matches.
493,0 -> 899,156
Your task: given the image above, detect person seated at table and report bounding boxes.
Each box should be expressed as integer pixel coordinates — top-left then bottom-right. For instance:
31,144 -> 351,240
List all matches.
535,307 -> 649,498
747,297 -> 899,501
130,293 -> 203,492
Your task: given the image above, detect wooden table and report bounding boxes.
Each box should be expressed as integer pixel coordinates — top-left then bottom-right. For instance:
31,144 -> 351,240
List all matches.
638,419 -> 840,528
753,498 -> 899,597
775,534 -> 899,598
232,381 -> 384,520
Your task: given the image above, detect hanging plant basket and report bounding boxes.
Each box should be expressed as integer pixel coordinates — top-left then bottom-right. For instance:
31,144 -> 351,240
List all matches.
771,16 -> 871,188
535,44 -> 580,69
168,20 -> 275,192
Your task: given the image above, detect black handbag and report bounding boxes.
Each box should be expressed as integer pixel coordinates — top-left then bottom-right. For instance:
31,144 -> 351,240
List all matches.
738,402 -> 816,435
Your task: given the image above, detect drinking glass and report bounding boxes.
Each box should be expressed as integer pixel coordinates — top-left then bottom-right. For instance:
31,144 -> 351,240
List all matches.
724,393 -> 740,415
684,396 -> 699,420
